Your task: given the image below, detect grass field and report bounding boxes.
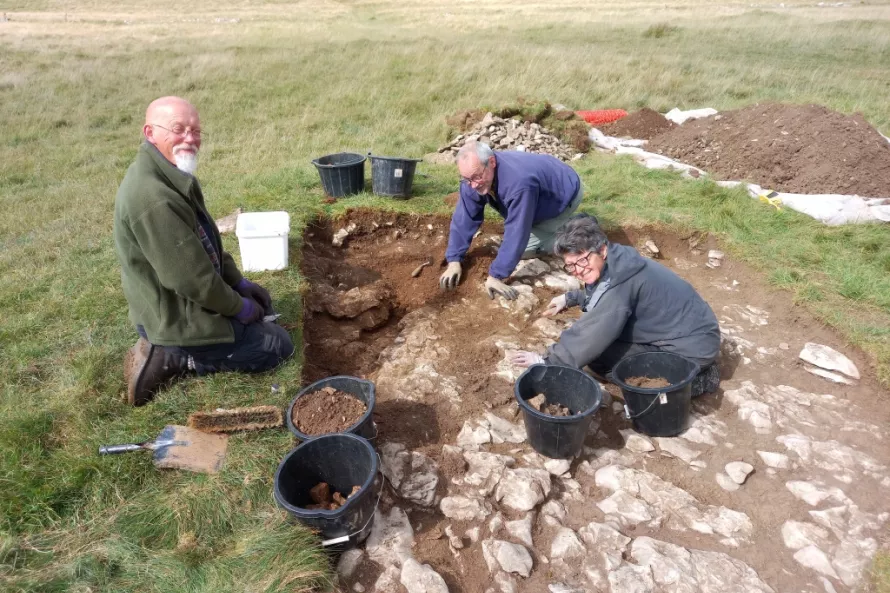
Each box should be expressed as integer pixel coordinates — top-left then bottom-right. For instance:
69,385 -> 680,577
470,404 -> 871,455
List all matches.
2,1 -> 890,591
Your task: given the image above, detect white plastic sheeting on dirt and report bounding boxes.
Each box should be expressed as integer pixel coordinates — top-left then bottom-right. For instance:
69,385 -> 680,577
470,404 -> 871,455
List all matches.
588,108 -> 890,226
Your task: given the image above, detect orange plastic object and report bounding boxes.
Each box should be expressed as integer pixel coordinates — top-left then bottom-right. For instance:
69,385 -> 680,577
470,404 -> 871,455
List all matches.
576,109 -> 628,126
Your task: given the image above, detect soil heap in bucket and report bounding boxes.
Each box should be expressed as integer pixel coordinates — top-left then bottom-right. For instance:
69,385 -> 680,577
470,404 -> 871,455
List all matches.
514,364 -> 602,459
312,152 -> 366,198
369,154 -> 422,199
611,351 -> 699,437
287,376 -> 376,440
274,433 -> 381,546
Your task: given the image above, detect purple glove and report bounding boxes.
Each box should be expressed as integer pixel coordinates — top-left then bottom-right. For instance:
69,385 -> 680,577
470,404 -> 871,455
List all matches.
234,279 -> 272,314
234,297 -> 263,324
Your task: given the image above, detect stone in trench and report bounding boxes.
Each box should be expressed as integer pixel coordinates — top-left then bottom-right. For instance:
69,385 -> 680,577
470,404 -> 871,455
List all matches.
511,258 -> 551,279
444,525 -> 464,550
484,412 -> 526,444
541,500 -> 567,523
716,472 -> 740,492
549,585 -> 584,593
654,437 -> 702,465
785,481 -> 849,506
793,545 -> 840,579
366,507 -> 414,566
482,539 -> 534,577
781,520 -> 830,550
832,536 -> 878,587
505,514 -> 535,548
550,527 -> 585,560
724,383 -> 773,433
597,490 -> 653,525
805,365 -> 857,385
544,458 -> 571,476
494,467 -> 551,512
373,565 -> 401,593
400,558 -> 449,593
725,461 -> 754,485
533,317 -> 563,339
440,495 -> 491,521
494,571 -> 517,593
679,414 -> 727,446
799,342 -> 860,380
380,443 -> 439,507
543,271 -> 581,292
337,548 -> 364,581
456,421 -> 491,448
494,284 -> 539,319
620,429 -> 656,452
608,563 -> 656,593
462,450 -> 514,495
757,450 -> 791,469
578,522 -> 630,571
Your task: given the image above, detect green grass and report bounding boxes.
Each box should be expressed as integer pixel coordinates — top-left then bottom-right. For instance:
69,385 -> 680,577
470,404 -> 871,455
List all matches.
2,1 -> 890,590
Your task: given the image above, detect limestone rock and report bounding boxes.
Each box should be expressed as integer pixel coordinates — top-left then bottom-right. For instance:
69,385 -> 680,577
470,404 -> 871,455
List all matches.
578,522 -> 630,571
462,450 -> 514,495
799,343 -> 860,380
494,284 -> 539,319
781,520 -> 830,550
793,545 -> 839,579
597,491 -> 653,525
337,549 -> 364,581
505,514 -> 535,548
724,382 -> 773,433
725,461 -> 754,485
484,412 -> 526,444
482,539 -> 534,577
757,451 -> 791,469
541,500 -> 567,523
550,527 -> 585,560
805,365 -> 857,385
373,565 -> 401,593
511,258 -> 551,279
532,317 -> 563,339
380,443 -> 439,507
494,571 -> 517,593
716,472 -> 740,492
456,421 -> 491,448
366,507 -> 414,566
785,481 -> 849,506
620,429 -> 655,453
544,458 -> 571,476
440,495 -> 491,521
608,563 -> 655,593
543,271 -> 581,292
495,467 -> 551,512
400,558 -> 449,593
654,437 -> 702,465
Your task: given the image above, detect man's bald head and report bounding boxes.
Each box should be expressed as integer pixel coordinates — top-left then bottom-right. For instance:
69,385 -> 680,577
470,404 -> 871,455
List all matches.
143,96 -> 202,174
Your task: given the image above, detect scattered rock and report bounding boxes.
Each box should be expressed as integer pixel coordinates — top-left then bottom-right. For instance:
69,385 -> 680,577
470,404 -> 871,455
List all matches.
707,249 -> 725,268
578,522 -> 630,571
654,437 -> 702,465
495,468 -> 551,512
366,507 -> 414,566
444,525 -> 465,550
511,258 -> 551,279
215,207 -> 241,234
781,520 -> 831,550
482,539 -> 534,577
337,549 -> 364,581
725,461 -> 754,485
440,495 -> 491,521
400,558 -> 449,593
456,421 -> 491,448
439,113 -> 579,162
793,545 -> 840,579
332,223 -> 357,247
550,527 -> 585,560
608,563 -> 655,593
757,450 -> 791,469
805,365 -> 857,385
785,481 -> 849,506
505,514 -> 535,548
716,472 -> 740,492
799,343 -> 860,380
373,565 -> 401,593
380,443 -> 439,507
484,412 -> 526,444
544,458 -> 571,476
462,450 -> 514,495
542,271 -> 581,291
541,500 -> 567,523
620,429 -> 655,453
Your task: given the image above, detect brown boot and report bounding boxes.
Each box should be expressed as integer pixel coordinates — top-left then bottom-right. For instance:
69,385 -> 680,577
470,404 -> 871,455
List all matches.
124,338 -> 188,406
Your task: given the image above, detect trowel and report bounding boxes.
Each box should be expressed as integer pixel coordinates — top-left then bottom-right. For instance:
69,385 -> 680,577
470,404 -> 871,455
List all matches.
99,425 -> 228,474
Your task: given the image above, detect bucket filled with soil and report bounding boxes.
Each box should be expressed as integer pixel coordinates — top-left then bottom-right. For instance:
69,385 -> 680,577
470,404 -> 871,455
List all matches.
287,376 -> 376,440
514,364 -> 603,459
273,432 -> 381,546
611,351 -> 699,437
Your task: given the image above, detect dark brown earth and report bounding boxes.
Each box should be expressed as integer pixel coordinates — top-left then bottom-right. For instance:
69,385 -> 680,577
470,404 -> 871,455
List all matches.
291,386 -> 367,435
625,375 -> 672,388
302,209 -> 890,593
600,107 -> 675,140
529,393 -> 574,416
647,102 -> 890,197
304,482 -> 362,510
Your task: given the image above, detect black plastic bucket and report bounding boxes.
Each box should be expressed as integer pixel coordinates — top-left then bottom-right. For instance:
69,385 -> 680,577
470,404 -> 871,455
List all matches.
612,351 -> 700,437
287,376 -> 376,441
274,433 -> 381,545
369,154 -> 422,199
311,152 -> 366,198
514,364 -> 603,459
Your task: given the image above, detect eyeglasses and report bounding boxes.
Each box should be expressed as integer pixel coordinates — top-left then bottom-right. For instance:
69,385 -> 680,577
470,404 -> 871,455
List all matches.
461,168 -> 487,185
150,123 -> 205,140
563,251 -> 597,274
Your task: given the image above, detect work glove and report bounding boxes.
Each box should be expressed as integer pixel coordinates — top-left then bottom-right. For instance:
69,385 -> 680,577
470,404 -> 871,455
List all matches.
440,261 -> 462,291
485,276 -> 518,301
234,278 -> 272,314
542,294 -> 567,317
510,350 -> 545,367
234,297 -> 264,324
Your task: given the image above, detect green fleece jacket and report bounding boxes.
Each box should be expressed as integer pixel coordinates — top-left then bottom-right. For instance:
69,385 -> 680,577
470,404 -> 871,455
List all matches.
113,142 -> 244,346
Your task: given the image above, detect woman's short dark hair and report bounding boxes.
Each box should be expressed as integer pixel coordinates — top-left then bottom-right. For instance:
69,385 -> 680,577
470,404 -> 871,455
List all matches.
553,213 -> 607,256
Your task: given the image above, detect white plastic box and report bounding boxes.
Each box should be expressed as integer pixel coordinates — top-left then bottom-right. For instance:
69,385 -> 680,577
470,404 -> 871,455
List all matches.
235,211 -> 290,272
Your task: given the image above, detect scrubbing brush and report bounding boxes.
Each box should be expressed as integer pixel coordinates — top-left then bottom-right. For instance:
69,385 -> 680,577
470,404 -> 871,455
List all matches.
187,405 -> 284,433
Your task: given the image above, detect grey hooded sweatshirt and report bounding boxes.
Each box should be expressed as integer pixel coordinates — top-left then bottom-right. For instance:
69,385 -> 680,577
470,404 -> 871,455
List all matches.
545,243 -> 720,369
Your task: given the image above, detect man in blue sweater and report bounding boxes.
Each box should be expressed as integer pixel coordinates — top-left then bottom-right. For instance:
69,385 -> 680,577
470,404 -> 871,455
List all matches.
439,142 -> 584,300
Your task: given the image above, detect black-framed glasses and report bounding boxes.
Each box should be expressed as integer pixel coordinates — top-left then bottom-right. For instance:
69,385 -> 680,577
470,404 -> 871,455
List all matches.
563,252 -> 594,274
150,123 -> 205,140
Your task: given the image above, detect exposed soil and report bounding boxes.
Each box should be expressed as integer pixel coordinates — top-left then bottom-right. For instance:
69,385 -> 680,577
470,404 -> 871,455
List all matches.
624,375 -> 672,388
291,387 -> 367,435
647,102 -> 890,197
304,482 -> 362,510
301,209 -> 890,593
600,107 -> 675,140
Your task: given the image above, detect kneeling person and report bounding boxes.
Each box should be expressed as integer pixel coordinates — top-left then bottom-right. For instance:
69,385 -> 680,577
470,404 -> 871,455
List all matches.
114,96 -> 294,406
511,214 -> 720,396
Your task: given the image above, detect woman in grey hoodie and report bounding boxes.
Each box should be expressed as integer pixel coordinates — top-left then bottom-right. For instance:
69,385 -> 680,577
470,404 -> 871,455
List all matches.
510,214 -> 721,397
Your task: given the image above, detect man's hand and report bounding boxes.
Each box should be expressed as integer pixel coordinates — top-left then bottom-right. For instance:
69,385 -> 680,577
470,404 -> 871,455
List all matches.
542,294 -> 567,317
235,279 -> 272,313
234,297 -> 264,324
440,261 -> 462,291
509,350 -> 545,367
485,276 -> 518,300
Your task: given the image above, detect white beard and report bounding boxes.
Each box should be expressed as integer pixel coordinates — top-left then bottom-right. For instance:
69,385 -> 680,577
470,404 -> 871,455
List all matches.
174,150 -> 199,175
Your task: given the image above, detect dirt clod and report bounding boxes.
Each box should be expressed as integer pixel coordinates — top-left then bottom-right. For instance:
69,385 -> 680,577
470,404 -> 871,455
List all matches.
625,376 -> 672,388
291,387 -> 367,435
304,482 -> 361,510
529,393 -> 574,416
309,482 -> 330,504
600,107 -> 675,140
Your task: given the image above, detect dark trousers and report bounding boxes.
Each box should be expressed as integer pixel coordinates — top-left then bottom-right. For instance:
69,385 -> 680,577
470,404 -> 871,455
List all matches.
137,321 -> 294,375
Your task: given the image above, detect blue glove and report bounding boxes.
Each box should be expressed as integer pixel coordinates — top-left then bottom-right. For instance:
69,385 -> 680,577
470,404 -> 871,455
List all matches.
234,279 -> 272,314
234,297 -> 263,324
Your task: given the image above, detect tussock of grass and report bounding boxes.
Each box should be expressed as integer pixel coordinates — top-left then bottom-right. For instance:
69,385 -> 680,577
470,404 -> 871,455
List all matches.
3,1 -> 890,590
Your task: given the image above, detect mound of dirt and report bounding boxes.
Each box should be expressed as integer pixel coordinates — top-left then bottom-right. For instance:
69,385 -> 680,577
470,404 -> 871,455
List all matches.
648,103 -> 890,197
600,108 -> 675,140
291,386 -> 368,435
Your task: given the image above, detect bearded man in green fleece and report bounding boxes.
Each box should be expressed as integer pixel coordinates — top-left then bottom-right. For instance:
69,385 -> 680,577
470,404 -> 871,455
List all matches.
113,96 -> 293,406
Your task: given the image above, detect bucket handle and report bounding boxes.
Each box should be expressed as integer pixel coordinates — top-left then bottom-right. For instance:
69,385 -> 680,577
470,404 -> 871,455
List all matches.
624,392 -> 667,420
320,453 -> 385,547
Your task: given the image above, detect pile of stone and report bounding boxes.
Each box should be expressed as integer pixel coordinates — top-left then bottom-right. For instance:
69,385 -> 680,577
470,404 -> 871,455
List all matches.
437,112 -> 582,162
